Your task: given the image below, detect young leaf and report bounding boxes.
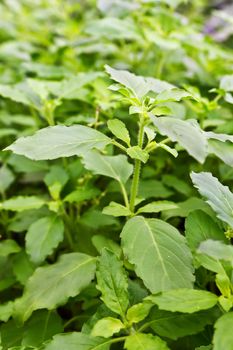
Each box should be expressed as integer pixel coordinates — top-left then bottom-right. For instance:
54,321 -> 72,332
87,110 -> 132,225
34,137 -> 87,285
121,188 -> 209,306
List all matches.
107,119 -> 130,146
5,125 -> 111,160
0,196 -> 46,212
44,165 -> 69,200
155,88 -> 192,103
91,317 -> 125,338
208,140 -> 233,167
137,201 -> 178,214
158,143 -> 178,158
124,333 -> 169,350
121,217 -> 194,293
126,302 -> 153,324
82,150 -> 133,184
102,202 -> 131,217
43,332 -> 110,350
150,115 -> 208,163
26,215 -> 64,264
191,172 -> 233,228
185,210 -> 226,251
105,65 -> 174,99
213,312 -> 233,350
14,253 -> 96,322
96,248 -> 129,317
147,289 -> 218,313
127,146 -> 149,163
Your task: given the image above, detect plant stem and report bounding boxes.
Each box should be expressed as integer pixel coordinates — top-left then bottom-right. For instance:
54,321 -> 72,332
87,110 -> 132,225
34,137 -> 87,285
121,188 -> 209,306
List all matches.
129,116 -> 145,213
119,181 -> 130,208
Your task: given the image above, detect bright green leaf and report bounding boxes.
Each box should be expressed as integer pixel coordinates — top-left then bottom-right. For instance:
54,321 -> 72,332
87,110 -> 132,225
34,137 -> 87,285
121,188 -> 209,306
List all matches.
151,115 -> 208,163
213,312 -> 233,350
155,88 -> 192,103
91,317 -> 125,338
121,217 -> 194,293
124,333 -> 169,350
0,196 -> 46,212
126,302 -> 152,324
82,150 -> 133,184
0,240 -> 21,257
127,146 -> 149,163
137,201 -> 178,214
5,125 -> 111,160
147,289 -> 218,313
105,65 -> 174,100
26,215 -> 64,264
0,301 -> 14,322
96,248 -> 129,317
102,202 -> 131,217
107,119 -> 130,146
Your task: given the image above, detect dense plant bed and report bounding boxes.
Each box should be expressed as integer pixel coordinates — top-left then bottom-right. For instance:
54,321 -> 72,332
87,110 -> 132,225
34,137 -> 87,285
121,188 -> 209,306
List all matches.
0,1 -> 233,349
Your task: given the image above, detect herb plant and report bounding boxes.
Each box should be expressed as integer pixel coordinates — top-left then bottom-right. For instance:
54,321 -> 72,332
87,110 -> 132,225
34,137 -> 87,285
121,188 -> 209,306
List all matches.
0,1 -> 233,349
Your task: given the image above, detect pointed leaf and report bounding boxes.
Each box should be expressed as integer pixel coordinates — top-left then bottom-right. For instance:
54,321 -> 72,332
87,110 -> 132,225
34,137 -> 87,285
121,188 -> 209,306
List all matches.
148,307 -> 218,340
148,289 -> 218,313
91,317 -> 125,338
14,253 -> 96,322
5,125 -> 111,160
102,202 -> 131,217
155,88 -> 192,103
137,201 -> 178,214
121,217 -> 194,293
82,150 -> 133,184
96,248 -> 129,317
158,143 -> 178,157
127,146 -> 149,163
26,215 -> 64,264
107,119 -> 130,146
191,172 -> 233,228
151,115 -> 208,163
105,65 -> 174,99
198,240 -> 233,265
0,196 -> 46,212
124,333 -> 169,350
0,301 -> 14,322
126,302 -> 153,324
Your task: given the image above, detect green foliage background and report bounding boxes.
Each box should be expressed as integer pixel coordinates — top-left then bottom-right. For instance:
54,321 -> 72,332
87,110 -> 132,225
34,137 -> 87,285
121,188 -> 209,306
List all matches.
0,0 -> 233,349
